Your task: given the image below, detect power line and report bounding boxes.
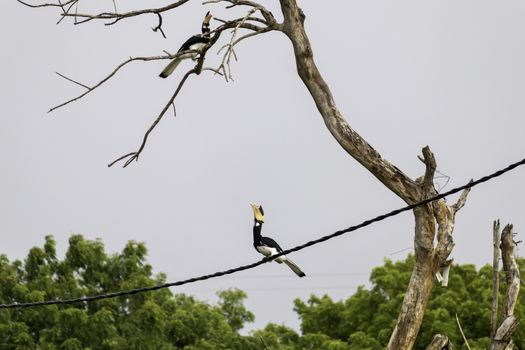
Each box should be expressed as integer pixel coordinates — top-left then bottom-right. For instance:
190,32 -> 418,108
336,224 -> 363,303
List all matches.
180,272 -> 370,280
1,157 -> 524,309
181,285 -> 361,293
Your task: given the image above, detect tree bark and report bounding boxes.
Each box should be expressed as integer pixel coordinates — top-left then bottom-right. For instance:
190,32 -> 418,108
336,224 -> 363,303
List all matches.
277,2 -> 471,349
491,224 -> 520,350
426,334 -> 454,350
491,220 -> 501,339
277,0 -> 420,204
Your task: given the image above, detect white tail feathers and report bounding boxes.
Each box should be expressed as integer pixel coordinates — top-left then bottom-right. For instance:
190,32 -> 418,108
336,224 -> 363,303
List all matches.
159,58 -> 181,78
284,258 -> 306,277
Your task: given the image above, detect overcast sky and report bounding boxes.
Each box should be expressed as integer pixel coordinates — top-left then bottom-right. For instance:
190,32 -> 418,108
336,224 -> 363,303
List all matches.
1,0 -> 524,332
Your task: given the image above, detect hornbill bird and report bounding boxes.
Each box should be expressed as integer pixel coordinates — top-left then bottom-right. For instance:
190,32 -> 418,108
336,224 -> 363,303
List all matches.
159,11 -> 213,78
250,203 -> 306,277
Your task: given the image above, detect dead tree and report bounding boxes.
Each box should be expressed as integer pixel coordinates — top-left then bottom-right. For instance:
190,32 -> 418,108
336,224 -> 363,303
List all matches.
491,222 -> 521,350
18,1 -> 472,348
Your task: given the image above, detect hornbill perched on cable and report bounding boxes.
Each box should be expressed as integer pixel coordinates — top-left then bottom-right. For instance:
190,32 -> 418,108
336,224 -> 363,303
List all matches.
250,203 -> 306,277
159,11 -> 213,78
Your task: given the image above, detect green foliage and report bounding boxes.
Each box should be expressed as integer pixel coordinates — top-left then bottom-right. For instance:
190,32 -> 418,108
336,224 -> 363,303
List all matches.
294,254 -> 525,349
217,289 -> 255,332
1,236 -> 523,349
0,235 -> 252,350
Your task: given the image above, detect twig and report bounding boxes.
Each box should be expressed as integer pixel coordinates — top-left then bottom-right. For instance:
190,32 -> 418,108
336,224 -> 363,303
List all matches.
203,0 -> 275,23
106,19 -> 248,168
27,4 -> 274,165
216,7 -> 260,81
214,16 -> 266,26
55,0 -> 77,24
48,54 -> 186,113
55,71 -> 90,89
108,67 -> 197,167
16,0 -> 76,8
259,336 -> 270,350
450,180 -> 472,214
152,13 -> 167,39
58,0 -> 192,25
202,67 -> 224,75
107,152 -> 135,168
455,313 -> 472,350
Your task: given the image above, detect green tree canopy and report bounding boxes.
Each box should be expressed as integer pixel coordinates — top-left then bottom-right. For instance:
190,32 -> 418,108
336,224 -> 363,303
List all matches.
0,235 -> 253,350
294,255 -> 524,350
0,236 -> 522,349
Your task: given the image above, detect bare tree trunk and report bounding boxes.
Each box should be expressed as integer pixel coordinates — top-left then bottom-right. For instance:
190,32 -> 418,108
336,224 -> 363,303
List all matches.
491,224 -> 520,350
491,220 -> 501,339
277,2 -> 471,349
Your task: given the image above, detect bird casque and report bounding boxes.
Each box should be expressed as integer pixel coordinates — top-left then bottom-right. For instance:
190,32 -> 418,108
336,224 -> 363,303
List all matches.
159,11 -> 213,78
250,203 -> 306,277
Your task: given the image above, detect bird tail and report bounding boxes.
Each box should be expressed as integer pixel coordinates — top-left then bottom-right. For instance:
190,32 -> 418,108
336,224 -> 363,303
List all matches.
159,58 -> 181,78
284,258 -> 305,278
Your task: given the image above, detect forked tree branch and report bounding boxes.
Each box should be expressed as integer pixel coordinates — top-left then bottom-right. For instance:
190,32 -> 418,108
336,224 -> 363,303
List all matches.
70,0 -> 191,26
106,16 -> 274,167
50,54 -> 175,113
108,66 -> 197,168
18,0 -> 277,166
16,0 -> 76,8
216,7 -> 261,81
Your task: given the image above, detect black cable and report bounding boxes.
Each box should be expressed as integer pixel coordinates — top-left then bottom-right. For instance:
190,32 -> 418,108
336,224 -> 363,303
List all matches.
1,157 -> 524,309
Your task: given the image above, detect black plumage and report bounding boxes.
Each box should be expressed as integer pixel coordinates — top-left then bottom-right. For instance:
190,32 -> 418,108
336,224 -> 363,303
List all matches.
177,34 -> 210,53
159,11 -> 212,79
250,204 -> 305,278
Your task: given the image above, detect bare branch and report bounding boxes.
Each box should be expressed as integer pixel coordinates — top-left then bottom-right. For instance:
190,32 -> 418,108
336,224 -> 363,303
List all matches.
492,316 -> 518,350
501,224 -> 520,317
107,152 -> 135,168
42,12 -> 275,165
151,13 -> 167,39
202,67 -> 224,75
215,7 -> 260,81
108,66 -> 197,168
422,146 -> 437,194
278,0 -> 420,204
55,71 -> 90,90
16,0 -> 76,8
455,313 -> 472,350
48,53 -> 196,113
106,16 -> 262,167
55,0 -> 77,24
492,223 -> 520,350
491,220 -> 501,339
203,0 -> 275,24
61,0 -> 191,25
450,180 -> 472,214
259,336 -> 270,350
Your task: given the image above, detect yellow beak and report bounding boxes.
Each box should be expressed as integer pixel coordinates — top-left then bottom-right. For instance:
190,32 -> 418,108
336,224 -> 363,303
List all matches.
250,203 -> 265,223
204,11 -> 213,24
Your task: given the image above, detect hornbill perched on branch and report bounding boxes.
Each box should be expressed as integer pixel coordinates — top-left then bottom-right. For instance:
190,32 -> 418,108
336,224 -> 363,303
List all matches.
159,11 -> 213,78
250,203 -> 306,277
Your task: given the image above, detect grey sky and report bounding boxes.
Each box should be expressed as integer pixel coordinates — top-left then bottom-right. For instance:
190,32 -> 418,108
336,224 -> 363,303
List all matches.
1,0 -> 524,332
